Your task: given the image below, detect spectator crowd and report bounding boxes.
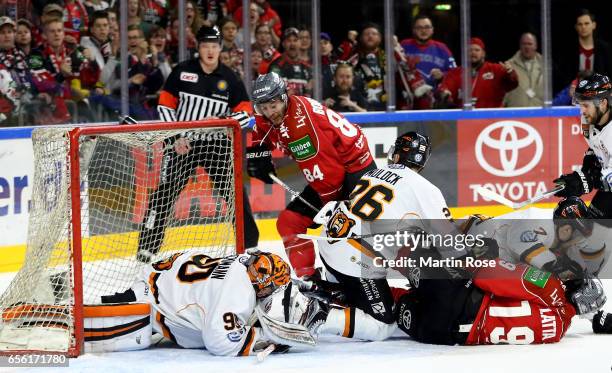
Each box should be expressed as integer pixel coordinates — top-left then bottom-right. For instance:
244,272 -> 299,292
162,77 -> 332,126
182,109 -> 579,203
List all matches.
0,1 -> 611,126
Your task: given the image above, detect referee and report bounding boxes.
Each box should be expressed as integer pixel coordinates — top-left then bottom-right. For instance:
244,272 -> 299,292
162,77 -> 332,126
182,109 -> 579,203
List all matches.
137,25 -> 258,262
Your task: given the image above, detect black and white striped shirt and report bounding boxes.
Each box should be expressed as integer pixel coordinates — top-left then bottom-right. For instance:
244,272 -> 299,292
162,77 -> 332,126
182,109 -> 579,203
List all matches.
158,58 -> 251,126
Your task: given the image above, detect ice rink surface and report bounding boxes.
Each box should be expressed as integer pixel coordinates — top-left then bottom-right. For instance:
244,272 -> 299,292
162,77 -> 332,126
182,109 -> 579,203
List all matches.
1,240 -> 611,373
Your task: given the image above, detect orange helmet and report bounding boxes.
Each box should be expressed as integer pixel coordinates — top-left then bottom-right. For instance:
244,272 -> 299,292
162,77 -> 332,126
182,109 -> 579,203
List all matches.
246,252 -> 291,298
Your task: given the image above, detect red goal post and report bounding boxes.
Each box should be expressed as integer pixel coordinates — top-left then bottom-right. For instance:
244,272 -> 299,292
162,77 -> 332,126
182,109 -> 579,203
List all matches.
0,119 -> 244,357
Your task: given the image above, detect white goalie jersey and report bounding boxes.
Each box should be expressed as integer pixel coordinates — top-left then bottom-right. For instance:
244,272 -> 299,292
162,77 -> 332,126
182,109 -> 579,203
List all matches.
317,164 -> 454,278
131,251 -> 264,356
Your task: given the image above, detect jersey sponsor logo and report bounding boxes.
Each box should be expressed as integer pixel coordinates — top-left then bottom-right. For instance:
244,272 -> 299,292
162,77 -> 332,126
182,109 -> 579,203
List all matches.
217,80 -> 228,91
327,211 -> 356,238
288,135 -> 316,160
399,306 -> 412,330
523,267 -> 551,288
180,72 -> 199,82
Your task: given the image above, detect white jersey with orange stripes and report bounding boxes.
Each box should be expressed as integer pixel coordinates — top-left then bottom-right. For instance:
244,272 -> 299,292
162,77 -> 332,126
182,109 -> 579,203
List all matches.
318,164 -> 454,278
131,251 -> 265,356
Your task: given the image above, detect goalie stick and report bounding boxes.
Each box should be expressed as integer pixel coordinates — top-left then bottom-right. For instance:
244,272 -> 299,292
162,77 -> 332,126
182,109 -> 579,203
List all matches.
475,185 -> 565,209
268,174 -> 321,214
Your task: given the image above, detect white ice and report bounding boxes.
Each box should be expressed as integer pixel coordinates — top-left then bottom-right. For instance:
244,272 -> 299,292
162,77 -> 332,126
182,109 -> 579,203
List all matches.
1,240 -> 611,373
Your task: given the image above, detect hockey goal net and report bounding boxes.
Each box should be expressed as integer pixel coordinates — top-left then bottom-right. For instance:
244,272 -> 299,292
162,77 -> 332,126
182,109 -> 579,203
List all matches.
0,120 -> 244,356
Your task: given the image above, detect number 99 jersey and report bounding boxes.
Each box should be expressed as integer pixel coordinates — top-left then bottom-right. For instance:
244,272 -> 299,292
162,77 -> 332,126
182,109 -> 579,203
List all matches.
318,164 -> 454,278
131,251 -> 264,356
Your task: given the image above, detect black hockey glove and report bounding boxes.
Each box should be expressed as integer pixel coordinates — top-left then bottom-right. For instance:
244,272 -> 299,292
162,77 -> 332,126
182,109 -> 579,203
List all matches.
581,149 -> 603,190
593,311 -> 612,334
543,254 -> 584,280
246,144 -> 276,184
553,170 -> 591,197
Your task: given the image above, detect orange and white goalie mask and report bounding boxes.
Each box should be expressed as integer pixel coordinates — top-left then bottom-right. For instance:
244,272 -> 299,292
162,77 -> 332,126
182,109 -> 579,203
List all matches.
246,252 -> 291,298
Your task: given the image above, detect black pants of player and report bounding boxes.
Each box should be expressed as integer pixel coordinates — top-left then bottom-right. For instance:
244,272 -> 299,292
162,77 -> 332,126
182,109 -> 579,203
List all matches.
137,138 -> 259,261
589,190 -> 612,227
321,257 -> 395,324
287,161 -> 377,220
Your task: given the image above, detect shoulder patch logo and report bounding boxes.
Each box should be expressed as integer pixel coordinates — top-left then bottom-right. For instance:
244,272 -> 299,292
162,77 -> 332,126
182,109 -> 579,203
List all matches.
180,72 -> 198,83
217,80 -> 228,91
327,211 -> 356,238
520,230 -> 538,243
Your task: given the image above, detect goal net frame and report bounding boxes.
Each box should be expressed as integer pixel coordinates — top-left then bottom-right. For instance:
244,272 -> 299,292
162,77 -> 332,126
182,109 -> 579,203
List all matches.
0,119 -> 244,357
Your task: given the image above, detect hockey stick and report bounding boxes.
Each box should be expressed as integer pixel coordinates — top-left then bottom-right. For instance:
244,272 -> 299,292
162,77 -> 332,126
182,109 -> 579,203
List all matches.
268,174 -> 320,214
476,185 -> 565,209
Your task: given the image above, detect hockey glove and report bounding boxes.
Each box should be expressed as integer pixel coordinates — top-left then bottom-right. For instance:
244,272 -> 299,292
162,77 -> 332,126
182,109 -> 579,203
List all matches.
246,144 -> 276,184
223,111 -> 252,128
553,170 -> 591,197
568,276 -> 607,315
593,310 -> 612,334
581,149 -> 603,190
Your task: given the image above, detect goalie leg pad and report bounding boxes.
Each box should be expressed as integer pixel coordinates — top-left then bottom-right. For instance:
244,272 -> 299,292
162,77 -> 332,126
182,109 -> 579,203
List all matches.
320,307 -> 396,341
83,303 -> 152,352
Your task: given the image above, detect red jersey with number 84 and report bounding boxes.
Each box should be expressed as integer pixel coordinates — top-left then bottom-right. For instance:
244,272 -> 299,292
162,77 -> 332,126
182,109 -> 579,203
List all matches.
252,95 -> 374,202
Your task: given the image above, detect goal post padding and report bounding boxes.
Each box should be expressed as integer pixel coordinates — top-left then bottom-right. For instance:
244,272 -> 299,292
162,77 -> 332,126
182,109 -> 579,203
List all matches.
0,120 -> 244,356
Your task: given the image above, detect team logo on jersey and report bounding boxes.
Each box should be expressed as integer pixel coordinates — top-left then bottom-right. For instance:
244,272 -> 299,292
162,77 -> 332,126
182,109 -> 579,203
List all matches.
288,135 -> 316,160
227,328 -> 245,342
482,72 -> 494,80
217,80 -> 228,91
520,230 -> 538,242
327,211 -> 356,238
180,72 -> 199,82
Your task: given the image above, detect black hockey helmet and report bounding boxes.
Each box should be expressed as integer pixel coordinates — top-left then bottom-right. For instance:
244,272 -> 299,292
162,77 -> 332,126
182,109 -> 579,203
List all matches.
196,25 -> 222,44
573,73 -> 612,104
252,72 -> 288,112
387,131 -> 431,172
553,197 -> 594,237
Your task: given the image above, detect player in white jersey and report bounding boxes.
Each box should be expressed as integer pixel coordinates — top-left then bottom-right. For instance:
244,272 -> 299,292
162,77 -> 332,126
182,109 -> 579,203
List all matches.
97,250 -> 312,357
464,197 -> 609,279
307,131 -> 465,341
554,73 -> 612,223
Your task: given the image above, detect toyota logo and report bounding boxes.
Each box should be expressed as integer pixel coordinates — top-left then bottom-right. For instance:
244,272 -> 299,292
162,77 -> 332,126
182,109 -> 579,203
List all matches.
475,120 -> 543,177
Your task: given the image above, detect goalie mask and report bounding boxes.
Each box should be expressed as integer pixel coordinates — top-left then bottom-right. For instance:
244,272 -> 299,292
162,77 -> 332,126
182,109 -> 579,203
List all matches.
553,197 -> 594,238
246,251 -> 291,298
387,131 -> 431,172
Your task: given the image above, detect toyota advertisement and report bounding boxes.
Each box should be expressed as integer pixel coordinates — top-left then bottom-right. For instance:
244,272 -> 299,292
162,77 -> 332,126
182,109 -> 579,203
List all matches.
457,116 -> 588,206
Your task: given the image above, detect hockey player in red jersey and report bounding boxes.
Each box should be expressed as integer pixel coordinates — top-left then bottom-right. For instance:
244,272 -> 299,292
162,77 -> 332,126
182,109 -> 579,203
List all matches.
395,256 -> 606,345
246,72 -> 376,277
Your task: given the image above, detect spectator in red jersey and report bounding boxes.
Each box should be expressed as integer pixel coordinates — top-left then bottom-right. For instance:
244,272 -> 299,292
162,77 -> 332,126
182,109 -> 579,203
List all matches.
29,17 -> 99,124
554,9 -> 612,95
437,37 -> 518,108
323,62 -> 367,112
233,0 -> 281,39
253,23 -> 280,74
400,14 -> 456,89
336,29 -> 358,61
268,27 -> 312,97
64,0 -> 89,44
